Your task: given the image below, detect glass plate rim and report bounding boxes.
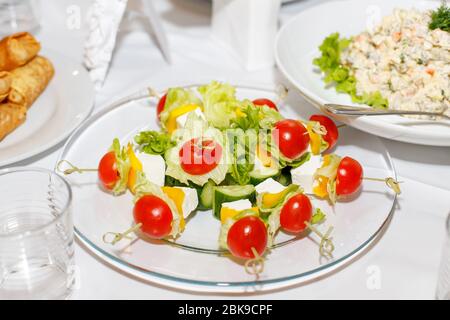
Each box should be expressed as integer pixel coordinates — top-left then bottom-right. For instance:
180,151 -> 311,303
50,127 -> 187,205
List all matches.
57,83 -> 398,288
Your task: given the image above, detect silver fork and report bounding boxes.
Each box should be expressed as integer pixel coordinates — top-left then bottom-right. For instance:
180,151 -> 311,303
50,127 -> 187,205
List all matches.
322,104 -> 450,120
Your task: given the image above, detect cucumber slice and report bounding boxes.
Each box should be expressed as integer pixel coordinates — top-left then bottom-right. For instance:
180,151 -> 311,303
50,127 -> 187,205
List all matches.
199,180 -> 215,210
275,167 -> 292,186
249,168 -> 280,185
213,185 -> 256,219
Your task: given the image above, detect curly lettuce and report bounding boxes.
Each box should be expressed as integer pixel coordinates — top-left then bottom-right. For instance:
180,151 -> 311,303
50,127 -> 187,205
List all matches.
314,32 -> 388,109
134,131 -> 175,155
197,81 -> 239,129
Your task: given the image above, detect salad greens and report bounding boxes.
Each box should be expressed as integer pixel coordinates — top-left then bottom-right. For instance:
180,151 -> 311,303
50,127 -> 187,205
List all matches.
109,138 -> 131,195
134,130 -> 174,155
429,3 -> 449,32
314,33 -> 389,109
198,81 -> 238,129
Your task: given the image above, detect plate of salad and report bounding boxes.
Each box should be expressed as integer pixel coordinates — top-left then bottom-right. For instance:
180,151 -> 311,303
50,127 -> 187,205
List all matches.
275,0 -> 450,146
57,81 -> 398,292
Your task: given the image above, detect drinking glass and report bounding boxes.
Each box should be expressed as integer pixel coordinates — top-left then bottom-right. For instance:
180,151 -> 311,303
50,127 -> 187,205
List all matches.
436,213 -> 450,300
0,0 -> 40,36
0,168 -> 74,300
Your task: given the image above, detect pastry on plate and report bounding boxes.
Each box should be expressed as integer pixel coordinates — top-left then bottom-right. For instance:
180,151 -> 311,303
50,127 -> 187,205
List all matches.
8,56 -> 55,109
0,32 -> 41,72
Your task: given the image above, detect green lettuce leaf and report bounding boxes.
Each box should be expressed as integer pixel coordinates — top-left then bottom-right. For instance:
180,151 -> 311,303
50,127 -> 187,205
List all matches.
134,131 -> 175,155
232,100 -> 283,131
226,129 -> 256,186
109,138 -> 131,195
314,33 -> 389,109
311,208 -> 326,225
197,81 -> 238,129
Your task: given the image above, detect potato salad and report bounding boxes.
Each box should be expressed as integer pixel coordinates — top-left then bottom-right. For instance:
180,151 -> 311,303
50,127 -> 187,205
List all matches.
314,5 -> 449,120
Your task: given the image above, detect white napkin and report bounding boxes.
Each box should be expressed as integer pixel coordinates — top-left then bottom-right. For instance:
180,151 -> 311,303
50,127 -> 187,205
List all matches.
211,0 -> 281,71
84,0 -> 128,91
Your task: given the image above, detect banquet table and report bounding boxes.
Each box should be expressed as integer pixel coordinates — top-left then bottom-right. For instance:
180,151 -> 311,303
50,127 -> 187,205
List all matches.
14,0 -> 450,299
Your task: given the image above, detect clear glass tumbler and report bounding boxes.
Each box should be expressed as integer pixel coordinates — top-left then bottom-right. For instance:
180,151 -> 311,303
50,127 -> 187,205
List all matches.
0,168 -> 74,300
0,0 -> 40,36
436,213 -> 450,300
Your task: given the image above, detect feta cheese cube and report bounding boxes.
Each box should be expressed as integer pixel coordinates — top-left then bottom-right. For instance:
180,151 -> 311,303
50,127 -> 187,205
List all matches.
221,199 -> 252,211
139,153 -> 166,186
255,178 -> 286,195
291,154 -> 322,194
178,187 -> 198,219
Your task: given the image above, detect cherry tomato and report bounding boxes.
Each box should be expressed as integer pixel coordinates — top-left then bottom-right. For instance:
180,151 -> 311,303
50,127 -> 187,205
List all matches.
156,93 -> 167,119
227,216 -> 267,259
309,114 -> 339,150
253,98 -> 278,111
98,151 -> 119,190
336,156 -> 363,196
272,119 -> 310,160
179,138 -> 222,175
133,195 -> 173,239
280,194 -> 313,233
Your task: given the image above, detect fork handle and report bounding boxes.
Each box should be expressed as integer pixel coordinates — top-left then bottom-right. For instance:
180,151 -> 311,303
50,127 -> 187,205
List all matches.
324,104 -> 449,119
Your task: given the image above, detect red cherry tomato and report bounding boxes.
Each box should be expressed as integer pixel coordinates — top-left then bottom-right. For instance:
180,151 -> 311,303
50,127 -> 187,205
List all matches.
309,114 -> 339,150
272,119 -> 310,160
253,98 -> 278,111
156,93 -> 167,119
133,195 -> 173,239
227,216 -> 267,260
179,138 -> 222,175
98,151 -> 119,190
336,156 -> 363,196
280,194 -> 313,233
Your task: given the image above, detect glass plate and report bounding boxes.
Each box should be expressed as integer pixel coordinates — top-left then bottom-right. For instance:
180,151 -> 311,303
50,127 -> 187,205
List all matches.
57,84 -> 397,292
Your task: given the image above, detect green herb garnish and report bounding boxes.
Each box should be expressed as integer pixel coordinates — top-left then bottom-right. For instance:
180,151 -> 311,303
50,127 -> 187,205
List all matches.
429,3 -> 450,32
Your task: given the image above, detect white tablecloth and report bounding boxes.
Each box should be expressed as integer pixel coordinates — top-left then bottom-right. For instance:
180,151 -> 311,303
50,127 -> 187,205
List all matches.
25,0 -> 450,299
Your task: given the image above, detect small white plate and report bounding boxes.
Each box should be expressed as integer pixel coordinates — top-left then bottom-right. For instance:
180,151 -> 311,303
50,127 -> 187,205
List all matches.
275,0 -> 450,146
58,84 -> 397,293
0,50 -> 95,167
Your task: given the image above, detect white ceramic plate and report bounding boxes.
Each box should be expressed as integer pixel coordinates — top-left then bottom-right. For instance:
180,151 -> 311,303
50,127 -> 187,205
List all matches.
275,0 -> 450,146
0,50 -> 95,167
58,84 -> 397,292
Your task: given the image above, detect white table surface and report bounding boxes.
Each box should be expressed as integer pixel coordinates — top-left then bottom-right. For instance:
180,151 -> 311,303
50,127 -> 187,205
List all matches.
16,0 -> 450,299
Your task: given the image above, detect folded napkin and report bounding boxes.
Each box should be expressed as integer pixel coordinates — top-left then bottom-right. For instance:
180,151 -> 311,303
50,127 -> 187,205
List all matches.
84,0 -> 128,91
212,0 -> 281,71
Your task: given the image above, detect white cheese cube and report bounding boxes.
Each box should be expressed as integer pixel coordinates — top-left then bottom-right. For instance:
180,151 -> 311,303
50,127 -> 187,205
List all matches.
291,154 -> 322,194
222,199 -> 252,211
255,178 -> 286,195
139,153 -> 166,186
178,187 -> 198,219
176,108 -> 205,128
